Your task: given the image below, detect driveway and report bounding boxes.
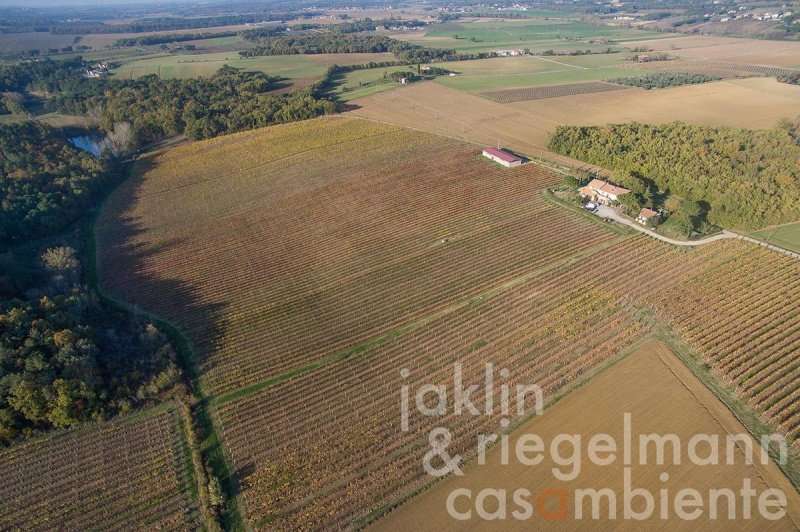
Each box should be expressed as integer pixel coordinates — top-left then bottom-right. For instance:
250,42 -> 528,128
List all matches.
593,205 -> 737,246
590,206 -> 800,263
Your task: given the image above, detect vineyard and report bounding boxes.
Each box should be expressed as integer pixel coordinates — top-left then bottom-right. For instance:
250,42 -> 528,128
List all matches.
0,404 -> 200,530
628,59 -> 800,80
96,117 -> 617,398
649,245 -> 800,442
95,117 -> 800,529
478,81 -> 627,103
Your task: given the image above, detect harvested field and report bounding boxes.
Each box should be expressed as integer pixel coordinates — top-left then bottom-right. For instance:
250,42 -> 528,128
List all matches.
478,81 -> 627,102
348,78 -> 800,157
0,404 -> 200,530
376,341 -> 800,530
623,35 -> 800,69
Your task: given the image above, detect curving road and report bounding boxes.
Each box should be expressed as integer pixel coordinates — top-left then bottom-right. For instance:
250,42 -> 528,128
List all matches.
594,205 -> 800,259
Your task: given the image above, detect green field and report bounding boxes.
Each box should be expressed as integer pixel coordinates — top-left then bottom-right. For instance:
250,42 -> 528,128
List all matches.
113,52 -> 326,80
331,66 -> 411,101
327,53 -> 649,97
402,19 -> 674,54
750,222 -> 800,253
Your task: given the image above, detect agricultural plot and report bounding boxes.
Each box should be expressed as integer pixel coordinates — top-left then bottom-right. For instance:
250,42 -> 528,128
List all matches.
112,51 -> 326,82
215,237 -> 759,529
630,59 -> 799,80
349,78 -> 800,155
649,245 -> 800,442
751,222 -> 800,254
378,341 -> 800,530
96,117 -> 800,529
623,35 -> 800,69
0,404 -> 200,530
400,19 -> 671,54
96,117 -> 616,399
479,81 -> 627,102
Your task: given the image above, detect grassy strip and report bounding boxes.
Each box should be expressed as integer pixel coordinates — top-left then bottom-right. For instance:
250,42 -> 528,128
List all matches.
652,324 -> 800,493
211,233 -> 630,408
86,157 -> 243,531
352,330 -> 658,530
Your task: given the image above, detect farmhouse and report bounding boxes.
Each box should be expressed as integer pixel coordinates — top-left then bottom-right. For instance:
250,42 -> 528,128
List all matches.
579,179 -> 630,204
636,207 -> 660,225
482,147 -> 523,167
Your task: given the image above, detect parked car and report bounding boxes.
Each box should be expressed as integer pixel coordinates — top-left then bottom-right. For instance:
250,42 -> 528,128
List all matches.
584,202 -> 599,213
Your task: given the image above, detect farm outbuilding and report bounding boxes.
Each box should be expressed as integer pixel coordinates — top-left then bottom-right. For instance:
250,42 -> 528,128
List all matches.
482,147 -> 522,167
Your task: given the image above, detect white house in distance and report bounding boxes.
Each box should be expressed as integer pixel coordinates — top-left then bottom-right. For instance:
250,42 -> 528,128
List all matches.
482,147 -> 523,167
579,178 -> 631,204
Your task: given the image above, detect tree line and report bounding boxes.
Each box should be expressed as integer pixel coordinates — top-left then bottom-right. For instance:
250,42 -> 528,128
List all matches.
1,58 -> 336,146
0,122 -> 186,445
606,71 -> 721,89
113,31 -> 238,47
549,121 -> 800,231
239,33 -> 495,63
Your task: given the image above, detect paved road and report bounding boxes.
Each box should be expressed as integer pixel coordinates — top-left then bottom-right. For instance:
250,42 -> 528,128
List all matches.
593,205 -> 800,259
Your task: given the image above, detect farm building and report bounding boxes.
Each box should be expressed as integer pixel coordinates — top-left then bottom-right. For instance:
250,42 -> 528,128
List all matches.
482,147 -> 523,167
636,207 -> 660,225
579,179 -> 630,204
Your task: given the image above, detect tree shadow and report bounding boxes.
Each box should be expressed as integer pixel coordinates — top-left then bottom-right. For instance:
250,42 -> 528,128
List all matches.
95,156 -> 229,383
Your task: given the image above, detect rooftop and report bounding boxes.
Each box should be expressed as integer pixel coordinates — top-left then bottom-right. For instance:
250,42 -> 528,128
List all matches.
482,147 -> 522,163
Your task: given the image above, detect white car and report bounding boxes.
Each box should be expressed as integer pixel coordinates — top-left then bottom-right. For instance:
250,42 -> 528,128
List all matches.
584,202 -> 599,213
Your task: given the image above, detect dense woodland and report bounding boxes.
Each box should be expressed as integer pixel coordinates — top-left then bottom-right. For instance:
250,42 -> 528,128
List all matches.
606,71 -> 721,89
239,33 -> 492,63
0,123 -> 109,243
550,122 -> 800,231
0,123 -> 185,445
0,59 -> 336,144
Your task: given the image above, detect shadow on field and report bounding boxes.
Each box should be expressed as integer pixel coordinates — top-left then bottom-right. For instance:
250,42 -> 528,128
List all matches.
95,156 -> 229,383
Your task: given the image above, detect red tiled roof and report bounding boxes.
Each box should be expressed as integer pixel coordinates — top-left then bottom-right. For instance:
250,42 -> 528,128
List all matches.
638,207 -> 659,219
482,147 -> 522,163
586,178 -> 630,197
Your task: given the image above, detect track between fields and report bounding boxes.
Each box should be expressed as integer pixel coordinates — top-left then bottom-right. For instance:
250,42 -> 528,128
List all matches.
595,205 -> 800,258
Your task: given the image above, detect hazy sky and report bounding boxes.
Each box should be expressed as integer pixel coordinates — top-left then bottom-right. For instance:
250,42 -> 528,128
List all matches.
0,0 -> 197,6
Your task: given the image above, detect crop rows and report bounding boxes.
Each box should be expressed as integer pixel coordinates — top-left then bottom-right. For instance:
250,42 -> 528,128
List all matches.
629,59 -> 800,80
214,237 -> 746,529
478,81 -> 627,103
648,243 -> 800,441
97,118 -> 615,397
0,405 -> 200,531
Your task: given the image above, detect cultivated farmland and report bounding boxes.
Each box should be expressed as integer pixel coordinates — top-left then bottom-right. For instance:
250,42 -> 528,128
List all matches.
97,117 -> 616,398
479,81 -> 626,102
378,341 -> 800,530
95,118 -> 800,529
349,78 -> 800,155
0,404 -> 200,530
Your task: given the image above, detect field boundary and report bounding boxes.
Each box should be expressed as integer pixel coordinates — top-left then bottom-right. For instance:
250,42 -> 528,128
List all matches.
353,331 -> 659,529
86,157 -> 242,531
211,232 -> 631,408
651,322 -> 800,493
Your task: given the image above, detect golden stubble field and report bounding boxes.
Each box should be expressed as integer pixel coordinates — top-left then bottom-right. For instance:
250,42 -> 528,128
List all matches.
376,341 -> 800,530
347,77 -> 800,158
623,35 -> 800,68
